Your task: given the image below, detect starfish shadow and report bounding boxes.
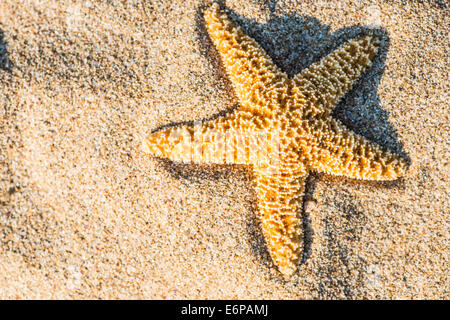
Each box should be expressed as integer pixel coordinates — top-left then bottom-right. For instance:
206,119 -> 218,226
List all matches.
152,2 -> 411,277
154,156 -> 246,184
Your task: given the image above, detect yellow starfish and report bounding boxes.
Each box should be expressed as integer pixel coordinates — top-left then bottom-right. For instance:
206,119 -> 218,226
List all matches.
143,3 -> 408,277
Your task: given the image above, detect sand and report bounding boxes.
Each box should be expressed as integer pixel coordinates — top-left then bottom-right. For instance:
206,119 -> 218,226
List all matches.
0,0 -> 448,299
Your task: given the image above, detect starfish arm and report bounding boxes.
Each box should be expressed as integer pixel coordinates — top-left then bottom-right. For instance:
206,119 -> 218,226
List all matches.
308,118 -> 408,180
253,156 -> 307,278
292,35 -> 381,117
204,3 -> 288,115
143,110 -> 263,165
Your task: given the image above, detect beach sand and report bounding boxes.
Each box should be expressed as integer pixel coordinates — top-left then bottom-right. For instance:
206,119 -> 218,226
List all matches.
0,0 -> 448,299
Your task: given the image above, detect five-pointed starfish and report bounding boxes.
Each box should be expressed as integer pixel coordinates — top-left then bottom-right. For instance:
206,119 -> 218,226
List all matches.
143,3 -> 408,277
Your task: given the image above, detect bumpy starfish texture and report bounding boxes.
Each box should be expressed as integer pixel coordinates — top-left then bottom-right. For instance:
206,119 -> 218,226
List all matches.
143,3 -> 408,277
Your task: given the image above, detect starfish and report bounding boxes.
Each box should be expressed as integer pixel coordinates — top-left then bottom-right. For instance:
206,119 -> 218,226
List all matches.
143,3 -> 408,277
